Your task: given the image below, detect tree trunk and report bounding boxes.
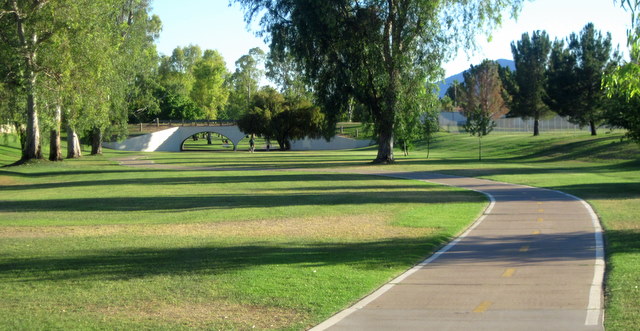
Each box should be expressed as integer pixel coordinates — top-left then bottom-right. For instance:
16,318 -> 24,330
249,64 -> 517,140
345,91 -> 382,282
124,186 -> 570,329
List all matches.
589,120 -> 597,136
22,80 -> 42,161
374,126 -> 394,163
533,119 -> 540,136
66,125 -> 82,158
49,104 -> 62,161
91,127 -> 102,155
479,136 -> 482,161
207,132 -> 212,144
14,5 -> 42,162
14,122 -> 26,153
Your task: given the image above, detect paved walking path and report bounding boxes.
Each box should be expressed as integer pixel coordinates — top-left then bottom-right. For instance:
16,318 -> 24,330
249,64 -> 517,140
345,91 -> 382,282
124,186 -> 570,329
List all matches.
313,171 -> 604,331
114,157 -> 605,330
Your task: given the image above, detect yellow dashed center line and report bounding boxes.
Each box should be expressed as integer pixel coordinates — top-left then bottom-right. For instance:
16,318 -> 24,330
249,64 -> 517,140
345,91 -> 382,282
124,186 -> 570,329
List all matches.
473,301 -> 493,313
532,230 -> 541,235
519,245 -> 530,252
537,217 -> 544,222
538,209 -> 545,213
502,268 -> 516,277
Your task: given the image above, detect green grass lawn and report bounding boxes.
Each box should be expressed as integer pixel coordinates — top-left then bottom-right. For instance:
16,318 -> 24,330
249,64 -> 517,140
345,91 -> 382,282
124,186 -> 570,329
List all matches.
0,135 -> 484,330
389,131 -> 640,331
145,130 -> 640,330
1,130 -> 639,330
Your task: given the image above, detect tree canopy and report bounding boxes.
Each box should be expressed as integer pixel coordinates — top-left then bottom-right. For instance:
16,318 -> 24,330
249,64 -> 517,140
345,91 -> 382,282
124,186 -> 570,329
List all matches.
460,59 -> 509,121
546,23 -> 618,136
223,47 -> 265,120
508,30 -> 554,136
235,0 -> 525,163
605,0 -> 640,98
603,0 -> 640,142
0,0 -> 161,161
237,86 -> 325,150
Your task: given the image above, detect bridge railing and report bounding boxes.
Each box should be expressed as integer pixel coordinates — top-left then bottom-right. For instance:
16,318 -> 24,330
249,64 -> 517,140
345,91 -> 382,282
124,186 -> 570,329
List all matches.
129,119 -> 238,134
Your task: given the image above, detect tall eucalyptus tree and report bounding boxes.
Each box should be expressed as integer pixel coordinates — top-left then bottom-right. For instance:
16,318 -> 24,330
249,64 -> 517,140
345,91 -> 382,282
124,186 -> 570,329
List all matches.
235,0 -> 525,163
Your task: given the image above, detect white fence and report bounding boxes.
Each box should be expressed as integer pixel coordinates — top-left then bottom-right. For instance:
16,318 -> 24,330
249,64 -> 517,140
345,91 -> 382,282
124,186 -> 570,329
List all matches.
439,112 -> 594,133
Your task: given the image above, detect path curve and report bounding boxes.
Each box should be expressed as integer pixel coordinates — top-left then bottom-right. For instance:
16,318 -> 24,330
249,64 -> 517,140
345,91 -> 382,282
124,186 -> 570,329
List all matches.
314,170 -> 604,331
114,157 -> 604,330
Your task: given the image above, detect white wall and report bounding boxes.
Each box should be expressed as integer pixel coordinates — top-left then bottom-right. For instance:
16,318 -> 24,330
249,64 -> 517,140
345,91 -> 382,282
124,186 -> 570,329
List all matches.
104,126 -> 373,152
103,126 -> 247,152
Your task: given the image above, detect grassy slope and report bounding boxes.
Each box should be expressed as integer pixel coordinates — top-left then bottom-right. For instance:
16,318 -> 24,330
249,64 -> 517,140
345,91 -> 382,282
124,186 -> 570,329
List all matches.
0,134 -> 484,330
147,130 -> 640,330
391,132 -> 640,330
1,131 -> 638,330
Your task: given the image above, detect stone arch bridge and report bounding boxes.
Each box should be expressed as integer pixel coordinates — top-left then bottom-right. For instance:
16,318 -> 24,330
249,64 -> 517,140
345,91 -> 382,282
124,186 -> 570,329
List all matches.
104,125 -> 371,152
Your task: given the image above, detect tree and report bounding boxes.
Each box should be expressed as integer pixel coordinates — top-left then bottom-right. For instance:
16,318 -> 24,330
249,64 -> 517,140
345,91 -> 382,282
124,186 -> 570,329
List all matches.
84,0 -> 161,155
191,50 -> 230,120
603,0 -> 640,142
458,60 -> 504,161
0,0 -> 58,161
422,110 -> 440,159
237,86 -> 325,150
157,45 -> 230,122
237,86 -> 284,141
0,0 -> 161,161
546,23 -> 618,136
272,97 -> 325,150
223,48 -> 265,120
235,0 -> 525,163
463,107 -> 496,161
266,51 -> 312,100
0,28 -> 27,150
395,81 -> 439,157
460,60 -> 510,121
605,0 -> 640,98
604,91 -> 640,141
445,80 -> 462,108
509,30 -> 553,136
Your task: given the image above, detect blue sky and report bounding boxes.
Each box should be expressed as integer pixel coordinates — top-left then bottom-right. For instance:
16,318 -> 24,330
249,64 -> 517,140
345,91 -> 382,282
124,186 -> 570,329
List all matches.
151,0 -> 631,78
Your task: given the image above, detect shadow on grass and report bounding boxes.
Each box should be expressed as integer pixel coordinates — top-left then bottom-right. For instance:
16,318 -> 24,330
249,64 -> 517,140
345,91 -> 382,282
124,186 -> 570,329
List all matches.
395,159 -> 638,178
551,183 -> 640,200
0,189 -> 482,212
503,136 -> 640,163
0,232 -> 600,282
0,237 -> 448,282
0,173 -> 398,191
605,229 -> 640,257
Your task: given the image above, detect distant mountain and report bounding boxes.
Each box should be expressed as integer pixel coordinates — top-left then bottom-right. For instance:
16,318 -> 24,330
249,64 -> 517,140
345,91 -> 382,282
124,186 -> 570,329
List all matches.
437,59 -> 515,98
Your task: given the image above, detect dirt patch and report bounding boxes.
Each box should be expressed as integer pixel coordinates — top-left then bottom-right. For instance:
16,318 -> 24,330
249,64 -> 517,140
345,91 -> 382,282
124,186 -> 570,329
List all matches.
0,175 -> 19,186
0,215 -> 436,240
94,300 -> 305,330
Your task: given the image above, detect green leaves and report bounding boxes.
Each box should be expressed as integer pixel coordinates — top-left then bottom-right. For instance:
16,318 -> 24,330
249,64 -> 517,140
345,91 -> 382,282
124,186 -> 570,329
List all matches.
237,87 -> 326,150
546,23 -> 616,135
235,0 -> 525,162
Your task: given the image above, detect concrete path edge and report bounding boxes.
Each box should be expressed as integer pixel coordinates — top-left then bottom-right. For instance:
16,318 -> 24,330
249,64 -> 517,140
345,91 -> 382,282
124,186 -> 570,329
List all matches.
309,173 -> 605,330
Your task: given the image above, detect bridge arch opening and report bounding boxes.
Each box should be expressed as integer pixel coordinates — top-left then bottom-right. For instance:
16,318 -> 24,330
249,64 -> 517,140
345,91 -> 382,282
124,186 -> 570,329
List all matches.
181,131 -> 239,151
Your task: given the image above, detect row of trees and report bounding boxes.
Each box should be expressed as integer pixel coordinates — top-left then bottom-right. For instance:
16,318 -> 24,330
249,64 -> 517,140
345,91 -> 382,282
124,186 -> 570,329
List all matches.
136,45 -> 335,150
448,21 -> 638,141
131,45 -> 268,124
0,0 -> 161,162
3,0 -> 638,164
